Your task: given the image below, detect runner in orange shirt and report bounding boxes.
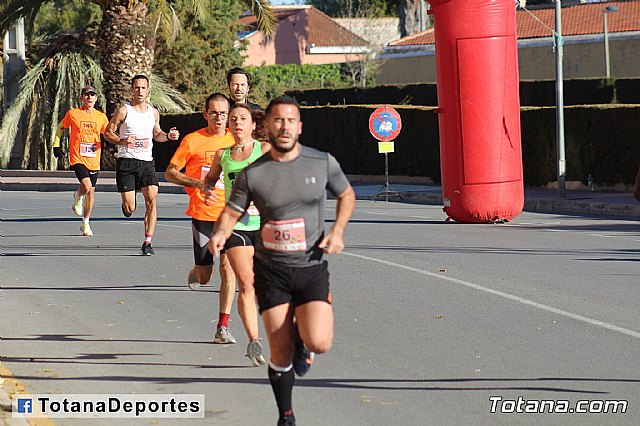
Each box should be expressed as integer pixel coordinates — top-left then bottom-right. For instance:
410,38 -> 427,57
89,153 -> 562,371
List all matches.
165,93 -> 237,345
53,85 -> 108,237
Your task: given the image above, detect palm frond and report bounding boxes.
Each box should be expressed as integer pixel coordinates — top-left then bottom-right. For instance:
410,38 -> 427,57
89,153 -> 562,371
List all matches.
154,0 -> 181,44
0,0 -> 42,35
150,73 -> 193,113
245,0 -> 277,39
0,60 -> 45,167
190,0 -> 209,23
0,33 -> 105,169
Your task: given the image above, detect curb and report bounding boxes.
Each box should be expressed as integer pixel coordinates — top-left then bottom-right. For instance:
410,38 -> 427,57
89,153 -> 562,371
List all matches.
397,192 -> 640,220
2,179 -> 638,220
0,182 -> 186,195
523,198 -> 640,219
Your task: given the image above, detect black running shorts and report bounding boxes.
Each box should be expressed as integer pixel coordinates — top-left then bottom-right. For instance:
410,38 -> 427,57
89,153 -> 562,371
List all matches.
224,230 -> 257,251
71,163 -> 99,187
191,218 -> 224,266
116,158 -> 158,192
253,258 -> 331,313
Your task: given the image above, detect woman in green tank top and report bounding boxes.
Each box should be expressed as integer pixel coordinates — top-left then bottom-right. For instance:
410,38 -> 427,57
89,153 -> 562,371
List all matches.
206,103 -> 270,366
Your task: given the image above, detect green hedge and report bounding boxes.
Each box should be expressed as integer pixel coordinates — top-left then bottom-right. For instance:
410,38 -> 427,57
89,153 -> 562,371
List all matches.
288,84 -> 439,106
614,79 -> 640,103
287,79 -> 640,107
159,105 -> 640,187
155,113 -> 207,172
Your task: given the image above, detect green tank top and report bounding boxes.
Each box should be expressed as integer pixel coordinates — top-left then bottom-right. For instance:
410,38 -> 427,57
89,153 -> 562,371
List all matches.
221,140 -> 264,231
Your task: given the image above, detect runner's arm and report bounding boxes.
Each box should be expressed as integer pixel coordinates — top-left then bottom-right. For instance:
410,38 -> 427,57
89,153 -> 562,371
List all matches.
165,163 -> 206,190
104,106 -> 131,145
318,185 -> 355,254
203,149 -> 225,205
152,109 -> 179,142
52,122 -> 65,148
52,122 -> 66,158
209,206 -> 243,256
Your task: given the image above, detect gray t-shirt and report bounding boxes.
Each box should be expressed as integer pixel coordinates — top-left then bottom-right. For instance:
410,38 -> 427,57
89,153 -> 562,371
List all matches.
227,145 -> 350,266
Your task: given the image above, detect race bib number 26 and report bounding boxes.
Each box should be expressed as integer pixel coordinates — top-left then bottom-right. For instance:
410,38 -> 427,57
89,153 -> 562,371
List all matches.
262,218 -> 306,252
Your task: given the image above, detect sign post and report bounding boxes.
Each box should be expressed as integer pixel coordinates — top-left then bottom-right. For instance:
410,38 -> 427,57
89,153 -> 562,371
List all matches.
369,106 -> 402,202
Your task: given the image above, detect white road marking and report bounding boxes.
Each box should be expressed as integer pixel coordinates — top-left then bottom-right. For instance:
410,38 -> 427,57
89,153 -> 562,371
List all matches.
156,223 -> 190,229
343,251 -> 640,340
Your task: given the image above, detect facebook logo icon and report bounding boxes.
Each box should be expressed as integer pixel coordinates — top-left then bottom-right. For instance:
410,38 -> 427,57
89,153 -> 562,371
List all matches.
17,398 -> 32,413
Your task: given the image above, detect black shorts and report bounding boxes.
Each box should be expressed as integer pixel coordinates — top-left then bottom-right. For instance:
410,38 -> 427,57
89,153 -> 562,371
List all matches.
116,158 -> 158,192
70,164 -> 99,187
253,258 -> 331,313
192,218 -> 226,266
224,230 -> 257,251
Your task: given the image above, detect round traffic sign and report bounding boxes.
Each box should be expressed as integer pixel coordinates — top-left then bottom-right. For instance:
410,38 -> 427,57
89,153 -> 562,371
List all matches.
369,106 -> 402,141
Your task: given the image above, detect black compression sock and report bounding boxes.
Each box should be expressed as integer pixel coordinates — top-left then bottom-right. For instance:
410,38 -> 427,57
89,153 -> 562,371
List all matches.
268,366 -> 295,419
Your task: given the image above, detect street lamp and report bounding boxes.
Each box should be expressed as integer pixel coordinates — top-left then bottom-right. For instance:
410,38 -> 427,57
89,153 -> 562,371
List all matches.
604,5 -> 618,78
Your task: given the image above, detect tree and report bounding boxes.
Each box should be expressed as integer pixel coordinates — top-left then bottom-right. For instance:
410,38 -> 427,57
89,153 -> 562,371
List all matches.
0,33 -> 190,168
307,0 -> 395,17
337,2 -> 389,88
153,0 -> 246,107
306,1 -> 431,37
0,0 -> 277,168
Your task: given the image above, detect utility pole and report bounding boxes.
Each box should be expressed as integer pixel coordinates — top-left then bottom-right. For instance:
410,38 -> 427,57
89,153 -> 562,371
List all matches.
554,0 -> 566,198
3,18 -> 26,169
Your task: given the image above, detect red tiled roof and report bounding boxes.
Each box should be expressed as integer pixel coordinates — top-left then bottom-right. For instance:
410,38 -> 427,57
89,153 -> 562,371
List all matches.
390,1 -> 640,47
307,7 -> 368,46
240,5 -> 368,47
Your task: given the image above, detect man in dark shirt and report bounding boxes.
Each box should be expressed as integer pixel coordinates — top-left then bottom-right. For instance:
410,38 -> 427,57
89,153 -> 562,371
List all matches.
210,96 -> 355,426
226,67 -> 262,111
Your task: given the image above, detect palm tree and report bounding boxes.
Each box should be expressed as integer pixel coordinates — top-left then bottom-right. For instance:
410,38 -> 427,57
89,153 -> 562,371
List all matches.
0,0 -> 276,116
0,33 -> 194,168
0,34 -> 104,169
0,0 -> 276,168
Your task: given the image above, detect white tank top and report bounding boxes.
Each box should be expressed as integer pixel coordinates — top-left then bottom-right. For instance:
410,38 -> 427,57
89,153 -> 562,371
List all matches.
118,103 -> 156,161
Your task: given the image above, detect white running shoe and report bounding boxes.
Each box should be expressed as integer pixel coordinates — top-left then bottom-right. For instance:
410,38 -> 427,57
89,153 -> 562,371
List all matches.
246,339 -> 266,367
80,223 -> 93,236
214,326 -> 236,344
71,193 -> 84,216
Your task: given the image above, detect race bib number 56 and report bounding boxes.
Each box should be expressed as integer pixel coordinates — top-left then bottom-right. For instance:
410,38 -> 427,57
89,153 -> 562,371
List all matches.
127,137 -> 150,153
262,218 -> 306,252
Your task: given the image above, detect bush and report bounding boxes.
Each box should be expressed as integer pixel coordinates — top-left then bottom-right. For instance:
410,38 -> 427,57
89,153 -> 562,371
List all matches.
158,105 -> 640,187
247,64 -> 352,106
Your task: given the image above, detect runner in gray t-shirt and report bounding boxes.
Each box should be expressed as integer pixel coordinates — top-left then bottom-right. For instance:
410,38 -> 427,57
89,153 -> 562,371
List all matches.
210,96 -> 355,426
227,144 -> 350,267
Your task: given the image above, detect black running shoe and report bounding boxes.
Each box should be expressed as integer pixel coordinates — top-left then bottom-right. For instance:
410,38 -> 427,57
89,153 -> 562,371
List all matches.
292,324 -> 314,377
121,205 -> 132,218
141,242 -> 155,256
277,414 -> 296,426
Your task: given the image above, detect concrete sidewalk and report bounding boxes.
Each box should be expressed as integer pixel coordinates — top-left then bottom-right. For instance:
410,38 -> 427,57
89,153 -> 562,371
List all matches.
1,170 -> 639,219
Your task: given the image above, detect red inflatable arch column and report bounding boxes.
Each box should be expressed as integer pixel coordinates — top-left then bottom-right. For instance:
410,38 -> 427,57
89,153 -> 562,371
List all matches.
428,0 -> 524,223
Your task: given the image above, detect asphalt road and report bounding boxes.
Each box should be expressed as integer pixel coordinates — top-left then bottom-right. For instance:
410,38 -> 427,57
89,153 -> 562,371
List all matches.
1,191 -> 639,426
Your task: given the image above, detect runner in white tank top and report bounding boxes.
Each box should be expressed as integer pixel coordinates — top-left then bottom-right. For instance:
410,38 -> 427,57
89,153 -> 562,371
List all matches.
105,74 -> 180,256
117,103 -> 156,162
